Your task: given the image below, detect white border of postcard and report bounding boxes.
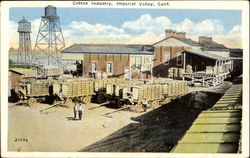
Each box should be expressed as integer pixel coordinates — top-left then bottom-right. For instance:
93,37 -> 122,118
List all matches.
1,1 -> 249,158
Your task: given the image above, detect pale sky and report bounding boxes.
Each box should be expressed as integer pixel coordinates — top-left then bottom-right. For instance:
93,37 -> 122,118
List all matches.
9,8 -> 242,49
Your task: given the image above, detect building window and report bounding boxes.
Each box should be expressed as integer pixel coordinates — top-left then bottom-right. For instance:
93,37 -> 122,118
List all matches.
176,54 -> 183,65
107,63 -> 113,75
163,54 -> 170,65
92,62 -> 97,72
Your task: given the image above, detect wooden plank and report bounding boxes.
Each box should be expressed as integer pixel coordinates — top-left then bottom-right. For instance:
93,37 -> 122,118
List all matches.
193,117 -> 241,124
198,112 -> 241,118
203,110 -> 240,113
172,143 -> 238,153
179,133 -> 240,143
187,124 -> 241,133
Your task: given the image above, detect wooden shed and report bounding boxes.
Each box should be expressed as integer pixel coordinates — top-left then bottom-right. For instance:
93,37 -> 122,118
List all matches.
9,70 -> 24,90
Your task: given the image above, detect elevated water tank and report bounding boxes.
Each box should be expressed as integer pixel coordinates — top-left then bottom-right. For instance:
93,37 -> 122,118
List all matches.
17,17 -> 31,33
45,5 -> 57,17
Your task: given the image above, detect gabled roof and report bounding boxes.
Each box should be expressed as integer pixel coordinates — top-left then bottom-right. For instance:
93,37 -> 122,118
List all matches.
61,44 -> 154,55
153,36 -> 229,51
9,69 -> 24,75
184,49 -> 229,61
153,36 -> 201,47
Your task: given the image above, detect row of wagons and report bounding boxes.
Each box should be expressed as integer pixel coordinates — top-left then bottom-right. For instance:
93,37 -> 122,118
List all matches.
13,78 -> 189,112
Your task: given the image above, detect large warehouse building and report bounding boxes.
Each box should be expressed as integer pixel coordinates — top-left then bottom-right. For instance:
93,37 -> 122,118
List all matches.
62,44 -> 154,79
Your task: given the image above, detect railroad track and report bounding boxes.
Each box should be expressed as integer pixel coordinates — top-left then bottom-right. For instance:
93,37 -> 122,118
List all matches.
171,83 -> 242,153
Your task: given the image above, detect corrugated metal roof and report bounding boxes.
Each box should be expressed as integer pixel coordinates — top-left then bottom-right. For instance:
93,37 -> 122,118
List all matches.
153,37 -> 201,47
61,44 -> 154,55
176,37 -> 201,46
153,37 -> 228,51
201,41 -> 228,50
184,49 -> 229,60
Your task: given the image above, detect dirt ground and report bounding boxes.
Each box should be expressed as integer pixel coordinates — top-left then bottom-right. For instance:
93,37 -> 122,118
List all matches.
8,82 -> 232,152
8,102 -> 143,152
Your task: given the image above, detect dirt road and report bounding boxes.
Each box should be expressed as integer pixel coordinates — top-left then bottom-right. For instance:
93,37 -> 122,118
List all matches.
8,103 -> 141,152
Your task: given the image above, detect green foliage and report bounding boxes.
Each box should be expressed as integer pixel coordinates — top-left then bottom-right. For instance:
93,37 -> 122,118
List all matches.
9,60 -> 41,69
9,59 -> 14,65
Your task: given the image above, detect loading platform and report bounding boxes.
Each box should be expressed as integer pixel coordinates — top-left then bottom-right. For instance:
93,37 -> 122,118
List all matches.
183,72 -> 230,87
171,84 -> 242,153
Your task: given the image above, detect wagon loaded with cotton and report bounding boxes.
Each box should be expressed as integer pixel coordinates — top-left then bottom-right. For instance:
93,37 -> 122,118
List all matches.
52,79 -> 95,107
14,79 -> 54,107
105,80 -> 189,112
126,81 -> 188,112
106,80 -> 145,107
93,78 -> 123,103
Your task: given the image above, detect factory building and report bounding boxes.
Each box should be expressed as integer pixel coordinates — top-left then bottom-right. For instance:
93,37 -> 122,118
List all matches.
61,44 -> 154,79
152,29 -> 234,77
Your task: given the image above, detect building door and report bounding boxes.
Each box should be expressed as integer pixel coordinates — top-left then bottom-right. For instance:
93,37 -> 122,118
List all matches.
76,60 -> 83,76
124,68 -> 131,80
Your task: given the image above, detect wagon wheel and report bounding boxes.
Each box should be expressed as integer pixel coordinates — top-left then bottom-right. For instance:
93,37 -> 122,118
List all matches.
96,94 -> 106,104
28,98 -> 37,108
83,96 -> 92,104
80,96 -> 86,103
133,102 -> 144,113
65,99 -> 73,108
178,95 -> 185,104
151,100 -> 160,109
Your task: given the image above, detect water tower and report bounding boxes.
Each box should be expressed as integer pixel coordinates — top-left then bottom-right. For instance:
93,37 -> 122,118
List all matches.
17,17 -> 32,64
32,5 -> 65,66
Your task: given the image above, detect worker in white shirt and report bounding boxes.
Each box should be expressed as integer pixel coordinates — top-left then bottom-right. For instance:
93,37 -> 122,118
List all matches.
78,103 -> 83,120
142,99 -> 149,112
127,92 -> 134,105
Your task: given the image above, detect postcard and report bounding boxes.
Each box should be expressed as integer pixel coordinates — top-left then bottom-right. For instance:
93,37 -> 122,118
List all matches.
1,1 -> 249,158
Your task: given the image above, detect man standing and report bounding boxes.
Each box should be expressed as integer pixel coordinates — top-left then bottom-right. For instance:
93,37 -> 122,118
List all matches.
142,99 -> 149,112
73,102 -> 78,120
78,103 -> 83,120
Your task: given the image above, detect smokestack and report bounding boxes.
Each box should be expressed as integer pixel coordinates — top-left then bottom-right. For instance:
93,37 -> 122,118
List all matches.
199,36 -> 212,44
165,29 -> 186,39
165,29 -> 176,38
176,32 -> 186,39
